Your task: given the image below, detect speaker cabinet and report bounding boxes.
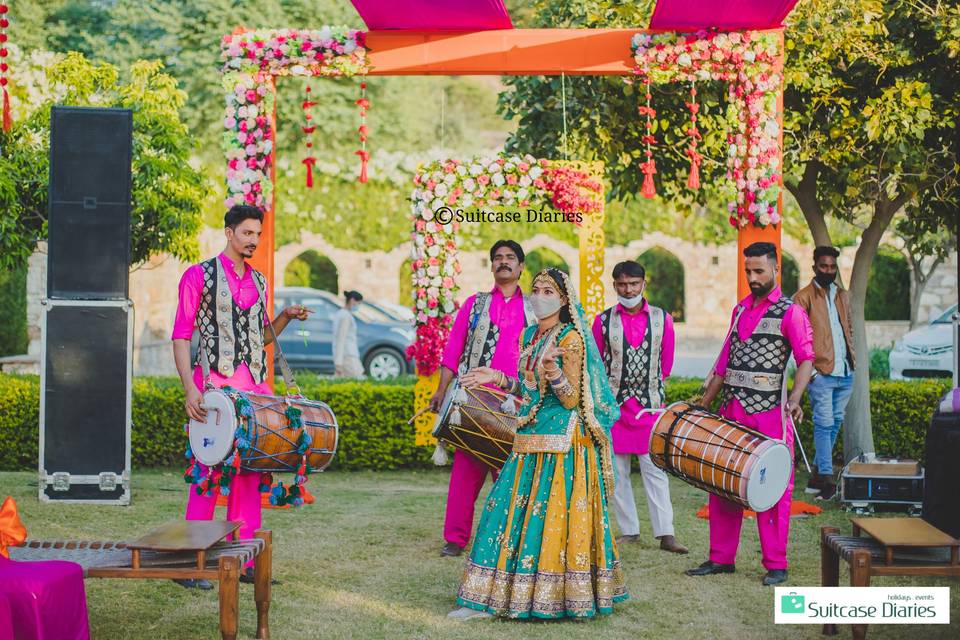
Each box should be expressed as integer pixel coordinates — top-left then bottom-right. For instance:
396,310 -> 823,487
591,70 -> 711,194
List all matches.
47,106 -> 132,299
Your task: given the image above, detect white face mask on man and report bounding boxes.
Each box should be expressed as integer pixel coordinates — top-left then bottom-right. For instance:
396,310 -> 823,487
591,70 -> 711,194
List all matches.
529,294 -> 563,320
617,286 -> 645,309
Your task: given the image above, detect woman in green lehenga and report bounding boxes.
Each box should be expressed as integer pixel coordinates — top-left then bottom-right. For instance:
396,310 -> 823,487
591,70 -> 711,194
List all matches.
448,268 -> 628,620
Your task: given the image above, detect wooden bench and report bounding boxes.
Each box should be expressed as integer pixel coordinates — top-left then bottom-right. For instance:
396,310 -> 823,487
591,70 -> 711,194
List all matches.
11,521 -> 272,640
820,518 -> 960,639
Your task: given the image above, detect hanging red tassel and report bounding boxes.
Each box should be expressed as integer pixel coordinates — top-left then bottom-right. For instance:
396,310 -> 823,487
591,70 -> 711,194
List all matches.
640,158 -> 657,199
301,84 -> 315,187
355,149 -> 369,183
1,87 -> 10,133
302,156 -> 316,188
0,2 -> 10,133
685,82 -> 701,192
687,151 -> 701,190
638,76 -> 657,199
355,80 -> 369,184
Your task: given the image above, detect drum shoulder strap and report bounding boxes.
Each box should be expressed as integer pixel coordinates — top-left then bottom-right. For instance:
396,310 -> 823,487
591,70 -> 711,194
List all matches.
461,292 -> 493,375
647,306 -> 665,407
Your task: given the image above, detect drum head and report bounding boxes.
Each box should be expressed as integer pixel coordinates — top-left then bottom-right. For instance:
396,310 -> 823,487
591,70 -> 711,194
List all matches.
744,442 -> 792,512
432,382 -> 457,437
188,389 -> 237,466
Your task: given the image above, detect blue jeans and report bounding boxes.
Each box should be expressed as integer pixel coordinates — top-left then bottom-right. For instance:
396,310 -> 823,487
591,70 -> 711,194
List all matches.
808,373 -> 854,475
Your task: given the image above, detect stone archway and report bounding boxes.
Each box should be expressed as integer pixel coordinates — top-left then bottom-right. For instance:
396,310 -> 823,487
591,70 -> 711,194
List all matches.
637,246 -> 686,322
283,249 -> 339,294
518,246 -> 572,293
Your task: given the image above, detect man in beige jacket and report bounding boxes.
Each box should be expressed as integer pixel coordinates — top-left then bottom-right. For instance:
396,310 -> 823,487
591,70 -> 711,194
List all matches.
793,246 -> 856,500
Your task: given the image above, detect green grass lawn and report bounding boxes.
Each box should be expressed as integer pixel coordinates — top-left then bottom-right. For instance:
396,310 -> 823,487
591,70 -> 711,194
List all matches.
2,468 -> 957,639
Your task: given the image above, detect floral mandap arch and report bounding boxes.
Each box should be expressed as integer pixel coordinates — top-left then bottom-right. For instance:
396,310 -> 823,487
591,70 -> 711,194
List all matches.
218,26 -> 787,406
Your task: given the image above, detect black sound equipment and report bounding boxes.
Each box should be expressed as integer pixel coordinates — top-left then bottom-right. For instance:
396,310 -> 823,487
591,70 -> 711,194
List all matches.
39,300 -> 132,504
47,106 -> 132,299
922,409 -> 960,537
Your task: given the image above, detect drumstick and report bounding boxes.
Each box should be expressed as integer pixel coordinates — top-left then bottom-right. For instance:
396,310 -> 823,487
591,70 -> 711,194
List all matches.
407,406 -> 432,425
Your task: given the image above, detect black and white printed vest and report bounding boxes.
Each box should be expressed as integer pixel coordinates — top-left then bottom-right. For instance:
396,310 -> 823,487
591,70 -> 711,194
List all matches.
193,257 -> 268,384
458,291 -> 536,375
599,305 -> 665,407
721,296 -> 793,414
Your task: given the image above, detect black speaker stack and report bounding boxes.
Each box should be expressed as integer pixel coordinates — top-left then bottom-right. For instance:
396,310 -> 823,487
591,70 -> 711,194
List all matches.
923,408 -> 960,538
39,106 -> 134,504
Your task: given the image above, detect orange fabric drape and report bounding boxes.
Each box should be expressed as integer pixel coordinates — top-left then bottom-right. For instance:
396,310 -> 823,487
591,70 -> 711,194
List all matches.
0,496 -> 27,558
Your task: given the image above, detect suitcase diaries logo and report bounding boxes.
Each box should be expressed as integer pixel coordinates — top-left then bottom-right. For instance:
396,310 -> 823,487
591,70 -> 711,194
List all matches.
781,593 -> 805,614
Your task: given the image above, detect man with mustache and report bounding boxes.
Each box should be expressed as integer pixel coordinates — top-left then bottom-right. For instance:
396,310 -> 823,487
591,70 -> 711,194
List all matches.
793,246 -> 855,501
428,239 -> 535,557
171,205 -> 309,588
686,242 -> 815,586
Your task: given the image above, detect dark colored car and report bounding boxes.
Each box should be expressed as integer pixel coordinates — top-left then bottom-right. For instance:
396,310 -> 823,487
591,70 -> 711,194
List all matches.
274,287 -> 415,379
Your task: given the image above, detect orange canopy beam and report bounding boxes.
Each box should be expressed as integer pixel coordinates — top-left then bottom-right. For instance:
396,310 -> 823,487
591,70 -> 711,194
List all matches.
364,28 -> 784,76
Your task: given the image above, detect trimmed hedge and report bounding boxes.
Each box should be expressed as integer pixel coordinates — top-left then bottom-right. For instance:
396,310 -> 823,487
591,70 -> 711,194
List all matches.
0,374 -> 949,472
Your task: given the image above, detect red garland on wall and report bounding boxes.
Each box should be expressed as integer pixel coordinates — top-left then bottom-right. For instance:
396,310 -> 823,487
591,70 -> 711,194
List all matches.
686,82 -> 702,191
0,2 -> 11,132
638,76 -> 657,199
301,84 -> 317,187
355,80 -> 369,183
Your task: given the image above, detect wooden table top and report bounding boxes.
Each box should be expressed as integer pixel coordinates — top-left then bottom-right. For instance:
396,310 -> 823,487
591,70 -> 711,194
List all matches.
853,517 -> 960,548
128,521 -> 241,552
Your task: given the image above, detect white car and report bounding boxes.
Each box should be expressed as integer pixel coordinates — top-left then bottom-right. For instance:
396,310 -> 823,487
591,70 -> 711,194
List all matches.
889,304 -> 957,380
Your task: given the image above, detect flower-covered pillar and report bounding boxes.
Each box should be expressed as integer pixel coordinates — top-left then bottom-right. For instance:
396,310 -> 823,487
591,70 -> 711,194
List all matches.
220,27 -> 369,388
631,30 -> 785,299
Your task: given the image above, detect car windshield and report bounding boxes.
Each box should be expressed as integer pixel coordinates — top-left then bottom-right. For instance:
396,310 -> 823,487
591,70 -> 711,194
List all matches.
932,304 -> 958,324
356,302 -> 397,323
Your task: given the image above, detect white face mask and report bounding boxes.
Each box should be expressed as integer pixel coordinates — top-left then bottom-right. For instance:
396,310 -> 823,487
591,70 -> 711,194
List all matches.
618,288 -> 645,309
529,294 -> 563,320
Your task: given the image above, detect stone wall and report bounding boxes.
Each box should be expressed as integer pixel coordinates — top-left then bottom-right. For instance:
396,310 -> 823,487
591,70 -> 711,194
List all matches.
19,228 -> 921,376
915,251 -> 958,326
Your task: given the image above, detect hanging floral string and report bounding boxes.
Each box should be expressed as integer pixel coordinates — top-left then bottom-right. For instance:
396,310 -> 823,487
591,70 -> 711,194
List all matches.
301,83 -> 317,187
355,80 -> 369,183
638,75 -> 657,198
686,82 -> 702,191
0,2 -> 11,132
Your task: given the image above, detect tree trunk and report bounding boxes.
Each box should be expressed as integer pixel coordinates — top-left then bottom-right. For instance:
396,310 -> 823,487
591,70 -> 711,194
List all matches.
787,162 -> 833,247
842,199 -> 899,462
907,252 -> 944,329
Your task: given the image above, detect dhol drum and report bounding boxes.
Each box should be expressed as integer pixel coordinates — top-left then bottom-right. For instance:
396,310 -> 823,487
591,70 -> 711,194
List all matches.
189,388 -> 339,473
433,382 -> 519,470
648,401 -> 792,512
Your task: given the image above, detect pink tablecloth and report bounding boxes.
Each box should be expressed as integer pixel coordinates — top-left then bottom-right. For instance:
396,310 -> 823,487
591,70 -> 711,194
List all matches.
0,557 -> 90,640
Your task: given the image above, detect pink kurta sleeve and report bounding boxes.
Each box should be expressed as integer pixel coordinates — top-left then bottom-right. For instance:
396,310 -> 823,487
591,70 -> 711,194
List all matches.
713,305 -> 740,377
591,313 -> 605,358
783,304 -> 816,364
660,311 -> 675,379
171,265 -> 203,340
439,294 -> 476,373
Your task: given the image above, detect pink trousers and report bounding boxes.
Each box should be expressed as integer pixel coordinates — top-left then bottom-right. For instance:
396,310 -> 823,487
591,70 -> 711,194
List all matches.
708,409 -> 795,571
185,467 -> 261,567
443,449 -> 497,548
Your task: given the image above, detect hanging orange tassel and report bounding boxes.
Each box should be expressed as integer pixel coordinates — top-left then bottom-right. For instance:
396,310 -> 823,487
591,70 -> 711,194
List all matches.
302,157 -> 316,187
640,158 -> 657,199
355,149 -> 369,183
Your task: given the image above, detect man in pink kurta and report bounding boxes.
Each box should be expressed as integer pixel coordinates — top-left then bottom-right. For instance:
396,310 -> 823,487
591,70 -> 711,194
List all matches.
428,240 -> 532,557
686,242 -> 814,586
592,260 -> 687,553
171,205 -> 307,587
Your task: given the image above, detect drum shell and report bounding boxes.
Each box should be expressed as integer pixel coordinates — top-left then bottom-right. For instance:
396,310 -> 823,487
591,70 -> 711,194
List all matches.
649,401 -> 789,511
433,383 -> 517,469
241,394 -> 338,473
